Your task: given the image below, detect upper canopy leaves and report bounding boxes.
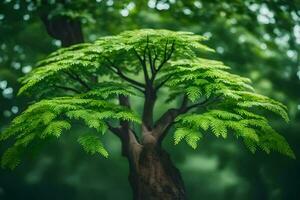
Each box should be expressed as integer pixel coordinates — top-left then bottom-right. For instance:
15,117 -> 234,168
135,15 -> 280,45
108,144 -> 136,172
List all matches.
18,29 -> 212,96
1,29 -> 294,169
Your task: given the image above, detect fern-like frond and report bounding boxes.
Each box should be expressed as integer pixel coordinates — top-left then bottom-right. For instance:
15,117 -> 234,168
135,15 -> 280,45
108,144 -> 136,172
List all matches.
78,134 -> 109,158
1,147 -> 21,170
41,121 -> 72,138
175,108 -> 294,158
18,29 -> 214,97
174,127 -> 202,149
80,82 -> 142,99
237,101 -> 289,122
1,95 -> 140,168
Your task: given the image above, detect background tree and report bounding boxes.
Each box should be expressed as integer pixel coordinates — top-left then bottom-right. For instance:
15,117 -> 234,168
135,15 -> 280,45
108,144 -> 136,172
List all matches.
0,29 -> 295,200
0,1 -> 299,200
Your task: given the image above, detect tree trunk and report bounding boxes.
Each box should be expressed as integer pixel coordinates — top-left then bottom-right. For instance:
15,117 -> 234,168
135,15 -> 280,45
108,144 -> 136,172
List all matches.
127,145 -> 186,200
40,15 -> 84,47
38,0 -> 84,47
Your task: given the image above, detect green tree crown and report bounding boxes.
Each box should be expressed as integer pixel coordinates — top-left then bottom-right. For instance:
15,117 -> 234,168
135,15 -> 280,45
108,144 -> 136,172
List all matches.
0,29 -> 294,169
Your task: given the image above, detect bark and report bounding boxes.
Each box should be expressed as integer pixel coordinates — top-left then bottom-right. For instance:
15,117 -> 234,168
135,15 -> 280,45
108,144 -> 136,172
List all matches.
38,1 -> 84,47
142,89 -> 156,129
127,143 -> 186,200
40,15 -> 84,47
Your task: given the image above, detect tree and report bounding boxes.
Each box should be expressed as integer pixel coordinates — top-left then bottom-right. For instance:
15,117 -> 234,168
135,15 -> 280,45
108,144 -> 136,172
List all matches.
0,29 -> 294,200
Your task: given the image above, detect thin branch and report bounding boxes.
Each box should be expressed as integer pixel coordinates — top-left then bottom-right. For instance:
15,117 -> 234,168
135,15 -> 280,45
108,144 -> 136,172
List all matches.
133,48 -> 145,67
156,40 -> 175,73
185,99 -> 210,111
152,95 -> 188,139
133,38 -> 158,130
154,40 -> 168,73
155,75 -> 173,91
73,73 -> 91,90
149,40 -> 176,85
108,124 -> 140,144
105,57 -> 145,88
152,95 -> 222,141
143,36 -> 151,83
185,95 -> 222,112
54,84 -> 81,93
133,47 -> 150,85
130,84 -> 145,93
145,36 -> 155,79
64,71 -> 91,91
107,123 -> 123,139
152,49 -> 159,69
148,46 -> 155,78
107,120 -> 140,143
119,95 -> 141,143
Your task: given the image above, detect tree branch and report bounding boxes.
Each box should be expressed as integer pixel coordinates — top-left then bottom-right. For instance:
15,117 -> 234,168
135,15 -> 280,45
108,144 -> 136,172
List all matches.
107,122 -> 140,158
156,40 -> 169,72
64,71 -> 91,91
107,123 -> 123,139
185,95 -> 222,112
156,40 -> 175,73
153,52 -> 159,68
152,95 -> 222,141
119,95 -> 140,144
105,57 -> 145,88
133,47 -> 150,85
148,48 -> 155,79
139,40 -> 177,131
130,85 -> 145,93
73,73 -> 91,90
155,75 -> 173,92
107,123 -> 139,145
152,95 -> 188,139
119,94 -> 131,129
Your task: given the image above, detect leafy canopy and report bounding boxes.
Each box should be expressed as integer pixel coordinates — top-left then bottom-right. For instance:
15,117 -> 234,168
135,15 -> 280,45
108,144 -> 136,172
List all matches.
0,29 -> 294,169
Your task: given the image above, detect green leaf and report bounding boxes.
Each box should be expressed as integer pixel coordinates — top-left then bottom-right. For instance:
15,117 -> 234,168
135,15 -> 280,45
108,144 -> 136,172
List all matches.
78,135 -> 109,158
174,127 -> 202,149
41,120 -> 71,138
1,147 -> 21,170
186,86 -> 202,102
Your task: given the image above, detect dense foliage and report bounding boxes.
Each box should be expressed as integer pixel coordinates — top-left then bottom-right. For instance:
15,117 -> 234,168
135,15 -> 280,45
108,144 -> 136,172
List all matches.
0,1 -> 299,199
1,29 -> 294,170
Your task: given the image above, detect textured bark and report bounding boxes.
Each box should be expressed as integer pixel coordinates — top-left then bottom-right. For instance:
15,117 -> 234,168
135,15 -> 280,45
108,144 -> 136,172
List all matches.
127,145 -> 186,200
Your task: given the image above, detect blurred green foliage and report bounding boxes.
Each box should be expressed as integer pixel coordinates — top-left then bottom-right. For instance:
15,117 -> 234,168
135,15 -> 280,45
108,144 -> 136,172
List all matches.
0,0 -> 299,199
